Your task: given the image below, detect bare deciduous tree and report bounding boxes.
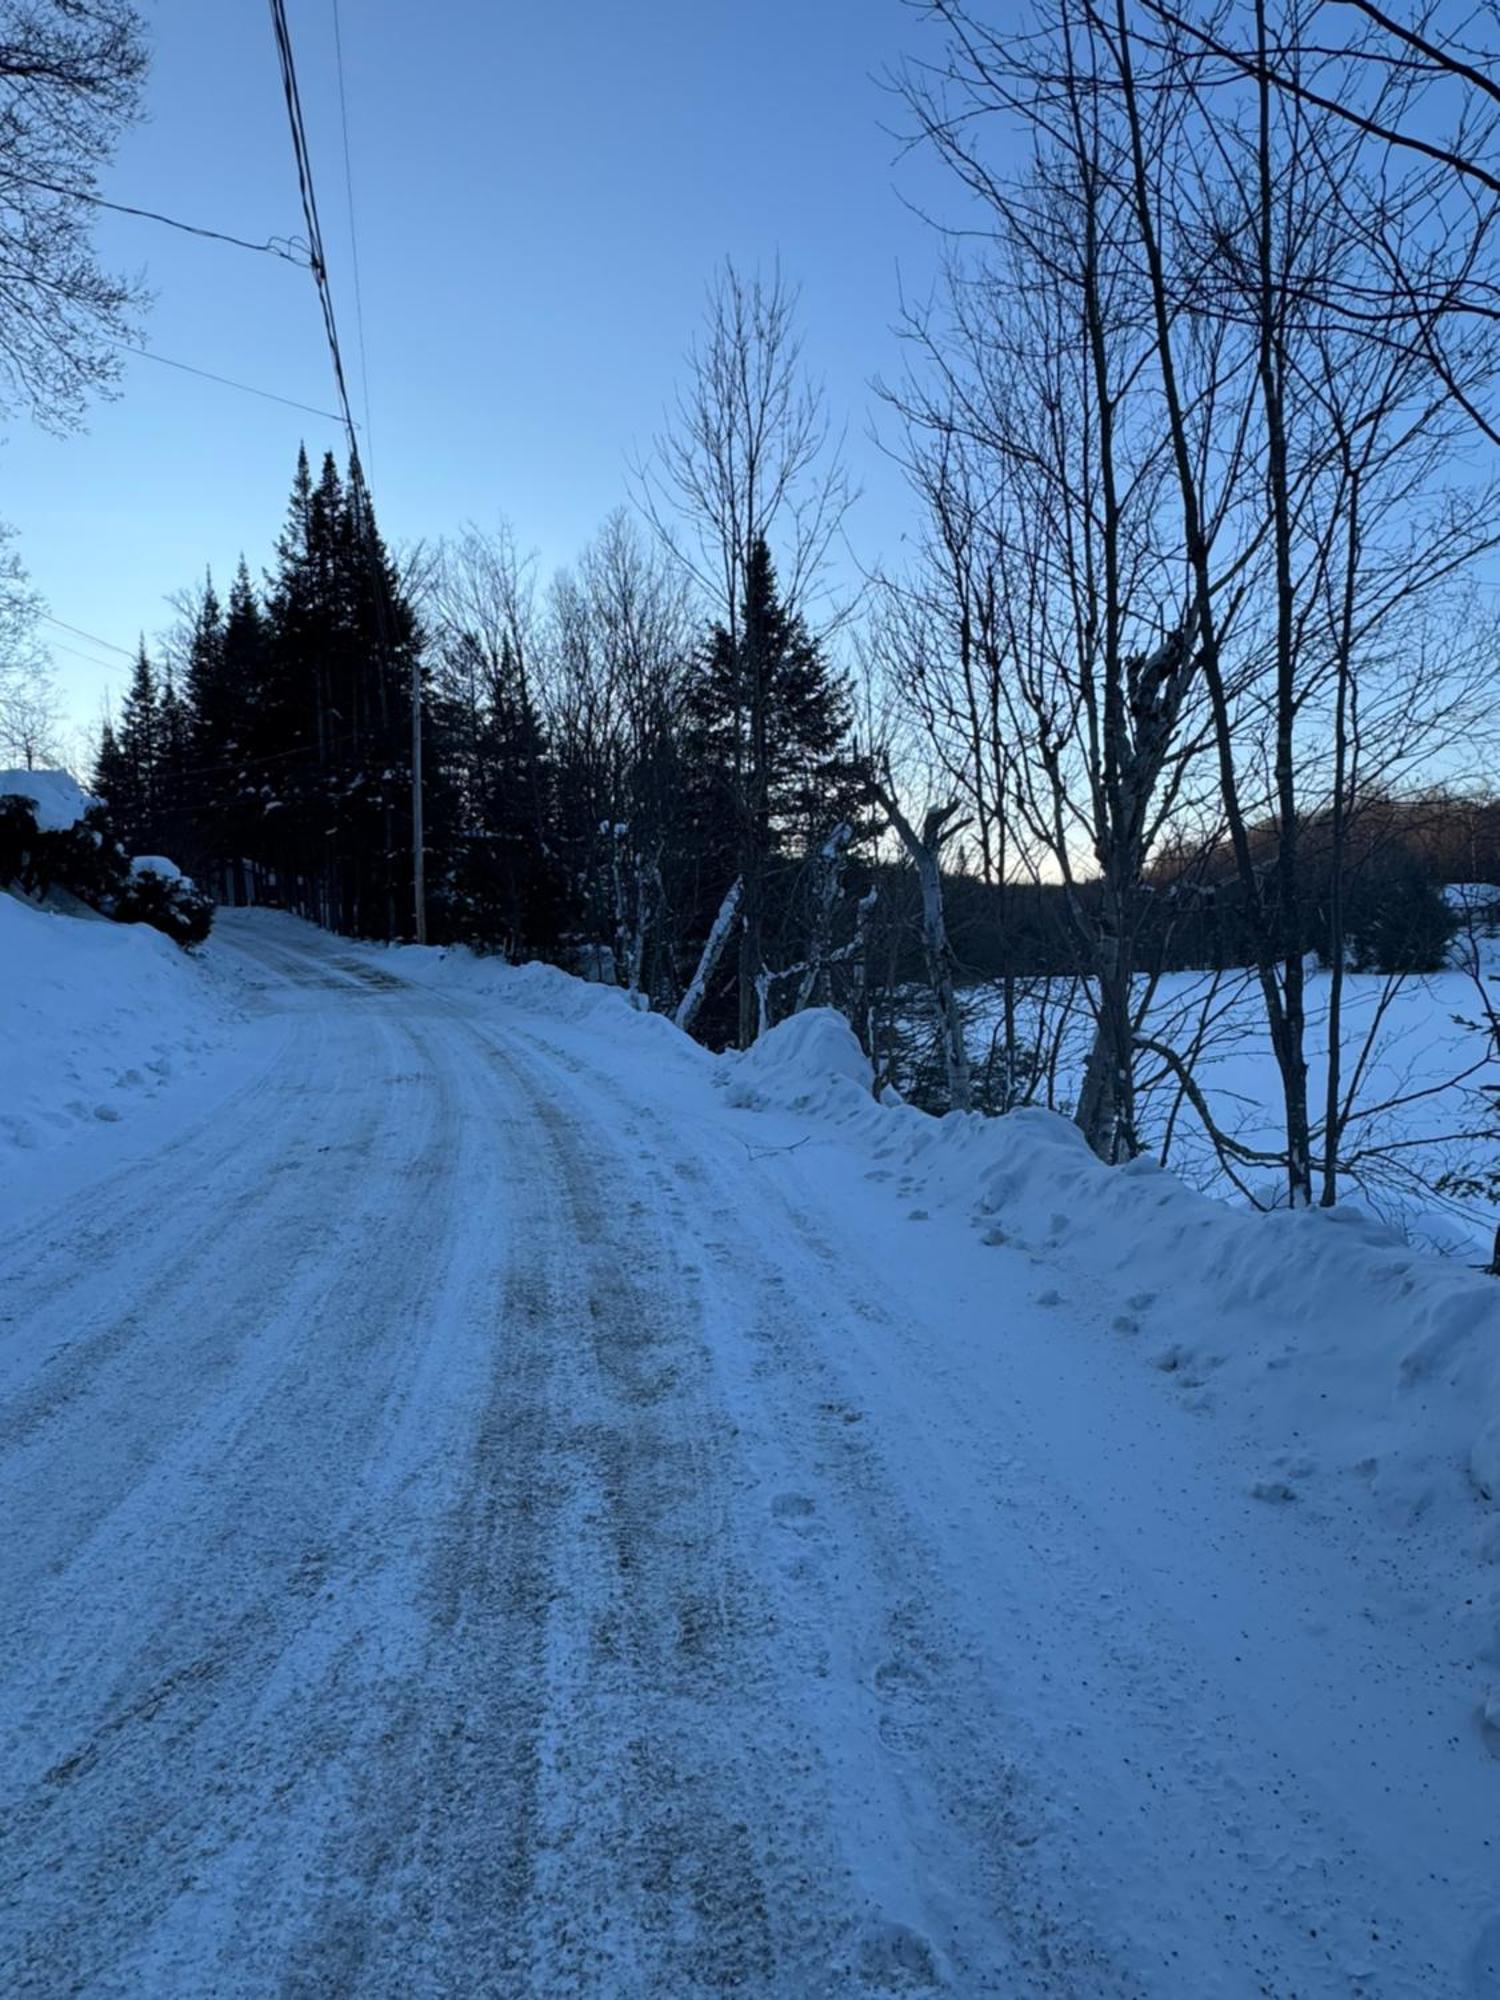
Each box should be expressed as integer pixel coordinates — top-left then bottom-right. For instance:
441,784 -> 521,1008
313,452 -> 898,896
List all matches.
0,0 -> 147,430
638,260 -> 854,1043
0,523 -> 58,766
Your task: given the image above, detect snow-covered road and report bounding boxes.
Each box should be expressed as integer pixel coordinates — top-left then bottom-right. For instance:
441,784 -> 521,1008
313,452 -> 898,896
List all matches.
2,913 -> 1496,1997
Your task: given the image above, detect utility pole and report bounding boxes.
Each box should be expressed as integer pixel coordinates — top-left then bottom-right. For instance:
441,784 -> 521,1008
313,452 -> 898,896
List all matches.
411,649 -> 426,944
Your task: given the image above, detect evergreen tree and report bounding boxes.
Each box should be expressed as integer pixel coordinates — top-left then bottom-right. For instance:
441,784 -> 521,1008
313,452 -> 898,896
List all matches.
684,536 -> 857,1041
105,641 -> 159,852
434,628 -> 560,953
155,659 -> 191,859
213,560 -> 270,900
254,444 -> 425,935
91,717 -> 131,834
183,570 -> 226,763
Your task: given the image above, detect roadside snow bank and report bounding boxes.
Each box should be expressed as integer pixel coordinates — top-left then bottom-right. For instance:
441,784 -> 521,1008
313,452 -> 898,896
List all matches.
722,1005 -> 1500,1577
724,1007 -> 875,1113
364,939 -> 701,1072
0,890 -> 236,1164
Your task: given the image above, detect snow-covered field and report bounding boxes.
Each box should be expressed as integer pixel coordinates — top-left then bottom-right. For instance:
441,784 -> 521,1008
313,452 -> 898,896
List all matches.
941,942 -> 1500,1259
2,905 -> 1499,1995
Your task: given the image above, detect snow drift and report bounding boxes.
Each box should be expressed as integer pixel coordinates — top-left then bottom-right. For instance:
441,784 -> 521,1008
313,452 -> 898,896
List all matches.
729,1007 -> 1500,1494
0,890 -> 236,1167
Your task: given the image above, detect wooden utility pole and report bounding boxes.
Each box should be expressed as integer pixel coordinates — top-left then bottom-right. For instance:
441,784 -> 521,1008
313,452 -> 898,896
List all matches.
411,649 -> 426,944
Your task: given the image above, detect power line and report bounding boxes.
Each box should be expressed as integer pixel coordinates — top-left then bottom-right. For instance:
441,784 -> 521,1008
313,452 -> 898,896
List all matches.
45,637 -> 129,679
330,0 -> 374,467
0,170 -> 311,266
267,0 -> 360,461
120,341 -> 356,426
267,0 -> 425,942
40,615 -> 134,659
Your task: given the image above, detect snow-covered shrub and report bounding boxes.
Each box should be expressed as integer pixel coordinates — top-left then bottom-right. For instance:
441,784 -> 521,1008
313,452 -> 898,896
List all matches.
0,791 -> 126,906
114,860 -> 214,950
0,775 -> 213,949
0,792 -> 36,886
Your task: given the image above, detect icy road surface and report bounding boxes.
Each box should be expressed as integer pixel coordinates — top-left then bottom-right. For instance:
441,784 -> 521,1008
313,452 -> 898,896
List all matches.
1,912 -> 1496,1998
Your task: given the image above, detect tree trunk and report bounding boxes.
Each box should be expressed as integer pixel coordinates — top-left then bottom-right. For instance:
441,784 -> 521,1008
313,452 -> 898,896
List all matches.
676,876 -> 743,1038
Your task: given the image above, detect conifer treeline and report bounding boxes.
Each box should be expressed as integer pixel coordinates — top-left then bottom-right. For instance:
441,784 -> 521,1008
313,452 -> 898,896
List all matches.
93,445 -> 867,1046
98,447 -> 420,933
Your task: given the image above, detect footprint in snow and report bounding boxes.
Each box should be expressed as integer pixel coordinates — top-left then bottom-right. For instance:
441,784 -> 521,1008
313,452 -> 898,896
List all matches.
1250,1477 -> 1297,1503
874,1655 -> 931,1753
855,1918 -> 944,1991
771,1492 -> 817,1526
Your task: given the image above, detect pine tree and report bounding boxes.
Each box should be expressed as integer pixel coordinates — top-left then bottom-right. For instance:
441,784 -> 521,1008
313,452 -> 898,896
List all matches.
155,659 -> 190,860
441,629 -> 560,953
260,446 -> 337,920
91,717 -> 131,834
109,641 -> 159,852
213,560 -> 269,900
183,570 -> 226,763
255,444 -> 426,936
685,535 -> 856,1041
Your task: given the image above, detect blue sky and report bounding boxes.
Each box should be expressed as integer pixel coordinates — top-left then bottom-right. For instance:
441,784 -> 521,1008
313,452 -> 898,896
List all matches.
6,1 -> 962,733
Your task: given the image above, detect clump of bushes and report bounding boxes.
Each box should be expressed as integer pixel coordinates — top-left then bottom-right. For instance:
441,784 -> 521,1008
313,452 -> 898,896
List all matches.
1,794 -> 126,904
0,787 -> 213,950
115,862 -> 214,949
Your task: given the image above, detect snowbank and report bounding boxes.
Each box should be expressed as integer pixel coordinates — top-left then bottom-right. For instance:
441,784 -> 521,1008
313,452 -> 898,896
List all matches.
0,768 -> 95,833
0,890 -> 236,1167
720,1004 -> 1500,1560
724,1007 -> 875,1114
365,939 -> 699,1070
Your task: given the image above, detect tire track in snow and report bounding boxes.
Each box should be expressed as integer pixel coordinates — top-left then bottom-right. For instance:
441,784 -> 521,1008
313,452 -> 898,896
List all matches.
377,1038 -> 797,1997
488,1019 -> 1136,1999
0,952 -> 506,1994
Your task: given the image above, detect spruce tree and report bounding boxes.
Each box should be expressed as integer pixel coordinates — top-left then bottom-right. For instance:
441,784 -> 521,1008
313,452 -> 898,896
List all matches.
183,571 -> 226,765
215,559 -> 270,901
685,535 -> 856,1041
91,717 -> 132,835
448,629 -> 559,953
112,641 -> 159,852
257,444 -> 426,936
261,446 -> 335,919
155,659 -> 190,861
